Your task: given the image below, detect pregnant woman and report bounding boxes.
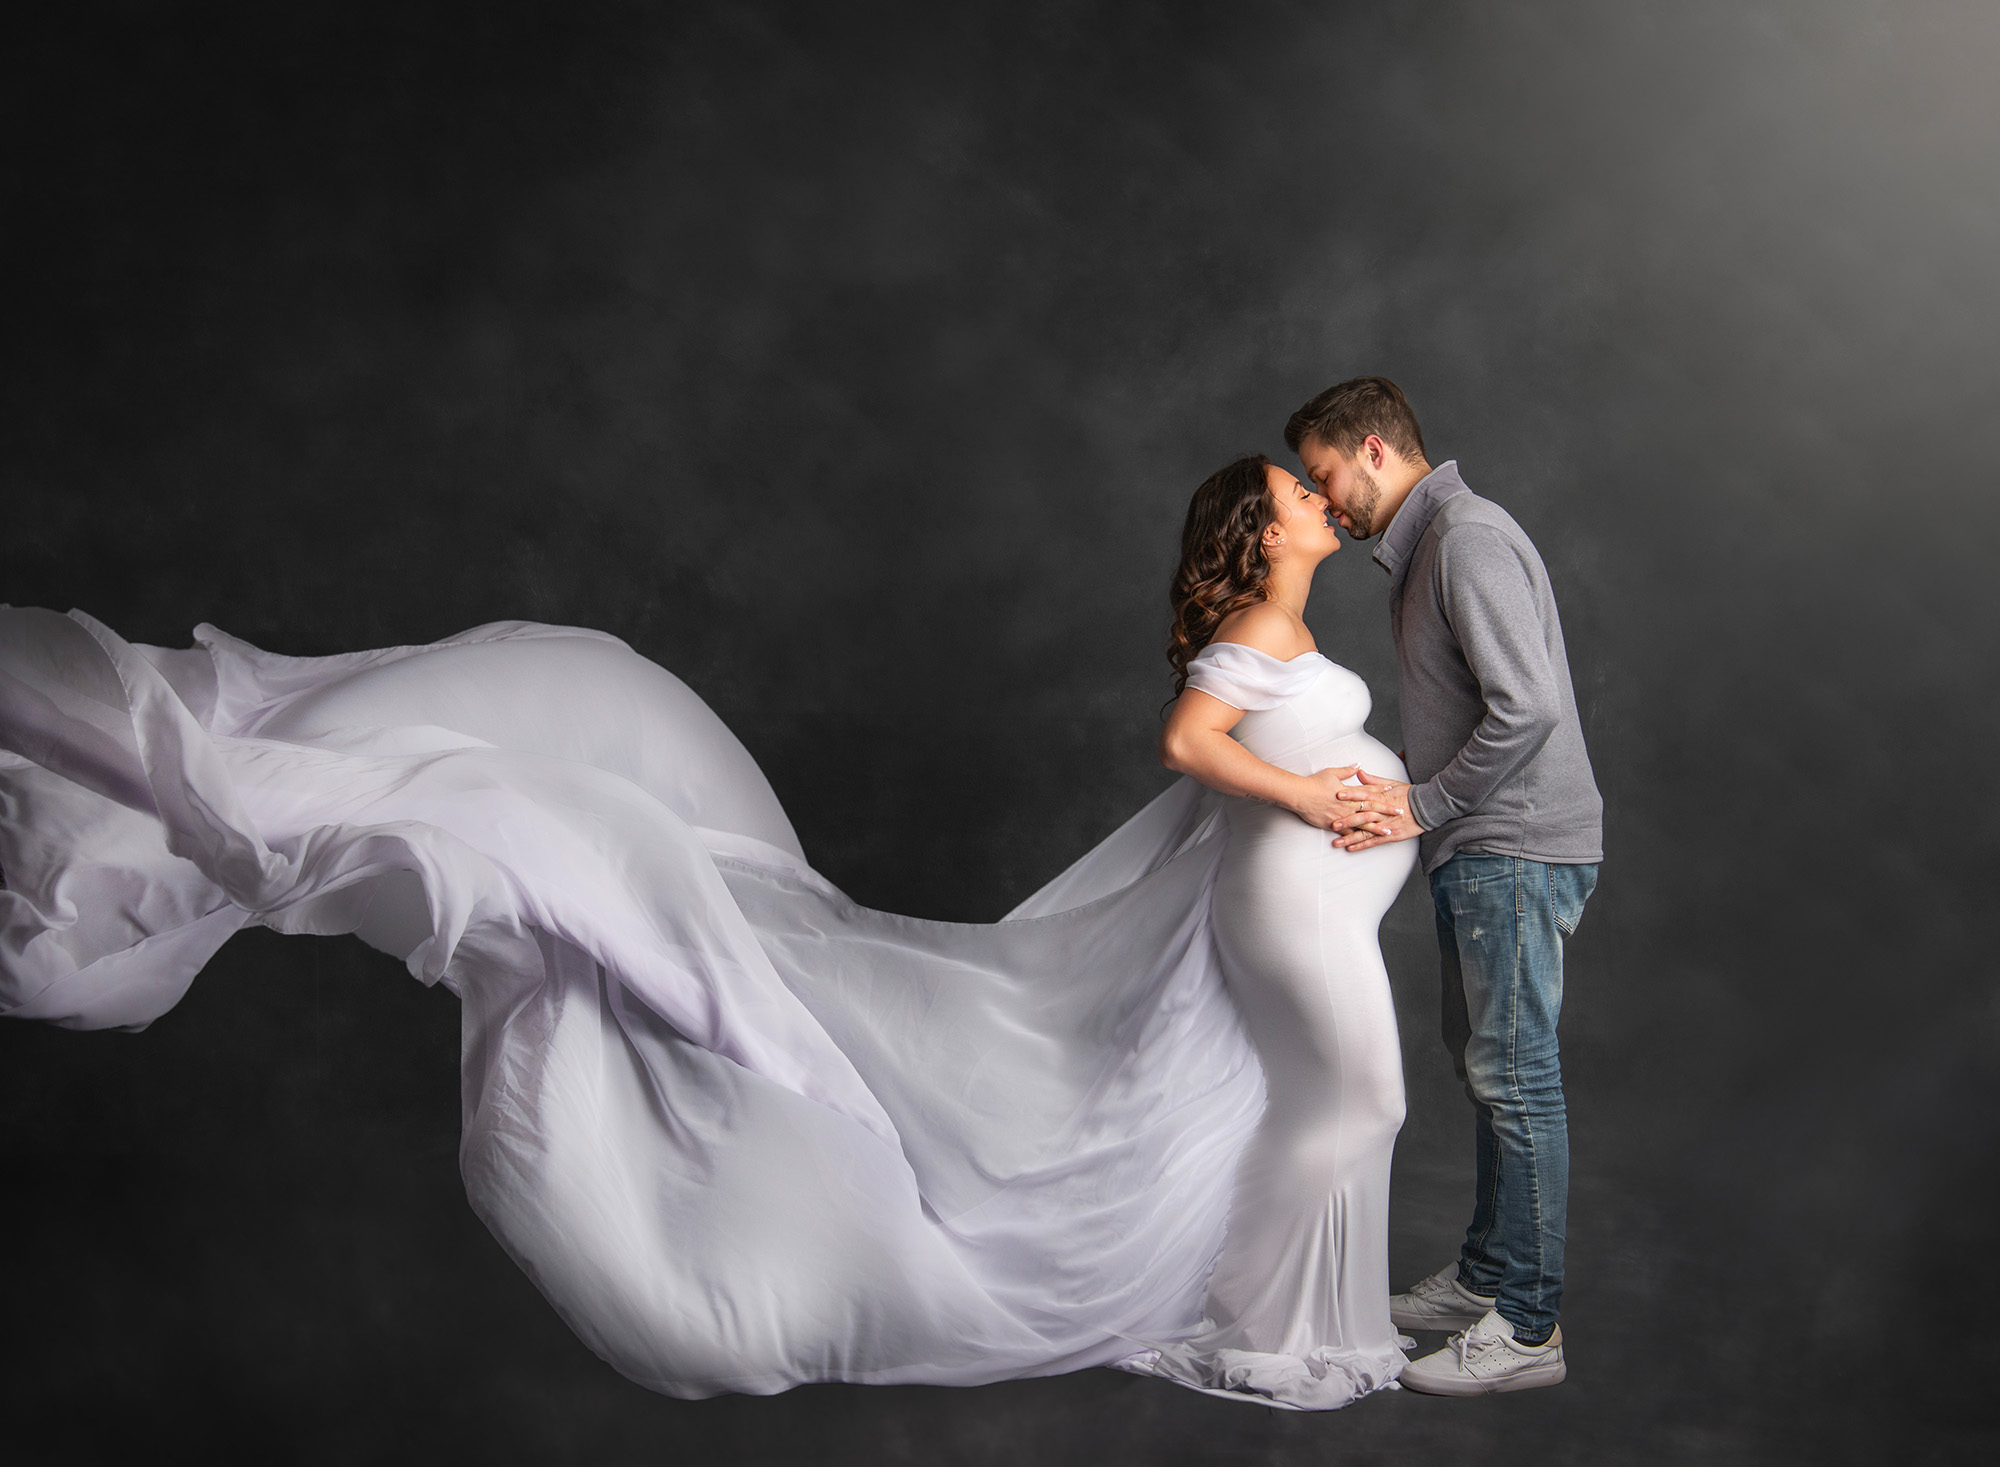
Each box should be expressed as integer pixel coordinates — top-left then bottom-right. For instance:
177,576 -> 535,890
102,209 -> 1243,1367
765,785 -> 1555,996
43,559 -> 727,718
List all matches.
1125,453 -> 1415,1404
0,455 -> 1413,1412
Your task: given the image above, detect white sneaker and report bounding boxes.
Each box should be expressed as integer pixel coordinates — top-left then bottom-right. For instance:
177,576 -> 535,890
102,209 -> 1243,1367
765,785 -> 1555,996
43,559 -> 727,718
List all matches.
1399,1310 -> 1565,1396
1389,1264 -> 1497,1333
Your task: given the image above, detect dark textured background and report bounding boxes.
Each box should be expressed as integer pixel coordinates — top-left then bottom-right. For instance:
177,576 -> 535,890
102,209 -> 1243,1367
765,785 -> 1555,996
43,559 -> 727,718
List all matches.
4,2 -> 1996,1463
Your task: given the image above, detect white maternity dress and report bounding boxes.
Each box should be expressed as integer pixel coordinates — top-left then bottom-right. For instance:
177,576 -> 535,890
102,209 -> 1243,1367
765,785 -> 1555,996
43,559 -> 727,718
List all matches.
0,609 -> 1413,1410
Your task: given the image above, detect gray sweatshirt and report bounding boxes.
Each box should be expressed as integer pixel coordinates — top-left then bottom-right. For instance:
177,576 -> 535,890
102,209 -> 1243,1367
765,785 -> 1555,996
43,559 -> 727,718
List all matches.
1373,462 -> 1603,873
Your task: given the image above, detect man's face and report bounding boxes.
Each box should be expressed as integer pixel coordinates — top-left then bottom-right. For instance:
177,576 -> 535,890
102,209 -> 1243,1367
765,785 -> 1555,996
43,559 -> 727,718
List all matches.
1297,434 -> 1386,539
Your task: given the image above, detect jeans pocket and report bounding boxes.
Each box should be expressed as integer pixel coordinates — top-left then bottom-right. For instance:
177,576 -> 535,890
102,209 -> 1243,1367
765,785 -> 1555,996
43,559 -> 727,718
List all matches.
1550,863 -> 1597,937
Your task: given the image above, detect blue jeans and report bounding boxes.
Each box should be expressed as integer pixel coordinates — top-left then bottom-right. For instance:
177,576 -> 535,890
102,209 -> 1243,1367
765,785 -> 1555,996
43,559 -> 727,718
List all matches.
1429,854 -> 1597,1345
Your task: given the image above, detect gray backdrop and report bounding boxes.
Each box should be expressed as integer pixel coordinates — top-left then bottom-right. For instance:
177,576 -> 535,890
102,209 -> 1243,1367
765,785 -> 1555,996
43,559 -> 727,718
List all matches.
3,3 -> 1995,1463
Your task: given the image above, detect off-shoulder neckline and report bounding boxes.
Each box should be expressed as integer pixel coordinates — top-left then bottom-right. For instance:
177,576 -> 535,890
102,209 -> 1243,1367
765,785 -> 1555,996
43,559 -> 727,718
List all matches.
1196,641 -> 1327,666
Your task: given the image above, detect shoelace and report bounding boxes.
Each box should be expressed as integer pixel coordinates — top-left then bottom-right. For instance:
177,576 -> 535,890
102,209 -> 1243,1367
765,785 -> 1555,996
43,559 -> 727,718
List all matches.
1453,1325 -> 1508,1371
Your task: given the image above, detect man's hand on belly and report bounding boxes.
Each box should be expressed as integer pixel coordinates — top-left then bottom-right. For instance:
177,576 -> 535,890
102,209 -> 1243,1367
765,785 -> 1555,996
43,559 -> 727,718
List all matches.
1329,770 -> 1424,852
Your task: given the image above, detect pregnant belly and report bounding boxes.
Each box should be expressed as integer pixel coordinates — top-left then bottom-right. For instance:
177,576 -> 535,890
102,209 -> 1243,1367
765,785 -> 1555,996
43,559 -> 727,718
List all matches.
1218,731 -> 1416,925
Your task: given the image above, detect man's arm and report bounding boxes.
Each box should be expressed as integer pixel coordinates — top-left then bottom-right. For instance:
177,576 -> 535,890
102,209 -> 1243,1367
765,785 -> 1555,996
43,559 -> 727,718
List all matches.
1409,524 -> 1564,827
1332,524 -> 1562,850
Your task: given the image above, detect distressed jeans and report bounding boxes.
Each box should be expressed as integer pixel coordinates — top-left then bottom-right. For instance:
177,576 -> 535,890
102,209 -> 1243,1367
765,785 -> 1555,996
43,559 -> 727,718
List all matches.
1429,854 -> 1598,1345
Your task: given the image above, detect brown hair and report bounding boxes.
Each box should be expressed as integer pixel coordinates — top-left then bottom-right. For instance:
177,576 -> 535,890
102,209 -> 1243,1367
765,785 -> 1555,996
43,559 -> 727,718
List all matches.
1166,453 -> 1280,696
1283,375 -> 1428,464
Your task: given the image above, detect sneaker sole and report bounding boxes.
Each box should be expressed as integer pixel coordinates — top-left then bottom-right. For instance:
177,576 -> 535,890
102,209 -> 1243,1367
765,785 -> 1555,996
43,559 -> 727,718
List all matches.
1399,1358 -> 1566,1397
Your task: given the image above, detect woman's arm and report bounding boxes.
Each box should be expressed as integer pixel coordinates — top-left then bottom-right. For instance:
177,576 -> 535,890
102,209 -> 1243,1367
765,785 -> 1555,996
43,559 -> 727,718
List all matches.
1158,688 -> 1360,829
1158,605 -> 1391,832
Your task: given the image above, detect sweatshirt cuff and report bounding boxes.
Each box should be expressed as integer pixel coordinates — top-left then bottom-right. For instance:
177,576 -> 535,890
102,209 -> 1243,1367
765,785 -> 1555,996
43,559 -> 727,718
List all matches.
1407,779 -> 1448,832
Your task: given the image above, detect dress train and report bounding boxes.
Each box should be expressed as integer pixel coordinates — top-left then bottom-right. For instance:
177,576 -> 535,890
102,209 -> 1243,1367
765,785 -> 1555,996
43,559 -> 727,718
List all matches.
0,608 -> 1409,1407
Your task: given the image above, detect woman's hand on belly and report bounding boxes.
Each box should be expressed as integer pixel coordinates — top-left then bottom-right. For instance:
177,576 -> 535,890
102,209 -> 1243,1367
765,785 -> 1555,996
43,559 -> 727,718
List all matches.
1284,765 -> 1370,830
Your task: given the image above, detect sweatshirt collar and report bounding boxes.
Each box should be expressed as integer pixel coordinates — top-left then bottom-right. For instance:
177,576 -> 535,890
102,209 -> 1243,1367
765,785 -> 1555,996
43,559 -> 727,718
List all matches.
1373,460 -> 1467,582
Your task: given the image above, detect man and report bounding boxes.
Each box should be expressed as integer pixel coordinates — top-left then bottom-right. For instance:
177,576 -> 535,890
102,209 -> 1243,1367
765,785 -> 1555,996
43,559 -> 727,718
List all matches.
1285,376 -> 1603,1396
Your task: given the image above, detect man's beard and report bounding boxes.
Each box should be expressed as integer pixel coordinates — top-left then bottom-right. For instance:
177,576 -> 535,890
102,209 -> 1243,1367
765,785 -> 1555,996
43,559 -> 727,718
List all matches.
1345,464 -> 1384,538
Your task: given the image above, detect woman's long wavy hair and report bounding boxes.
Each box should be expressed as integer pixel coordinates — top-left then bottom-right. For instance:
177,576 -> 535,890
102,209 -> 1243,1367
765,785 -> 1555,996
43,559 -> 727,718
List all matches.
1166,452 -> 1280,697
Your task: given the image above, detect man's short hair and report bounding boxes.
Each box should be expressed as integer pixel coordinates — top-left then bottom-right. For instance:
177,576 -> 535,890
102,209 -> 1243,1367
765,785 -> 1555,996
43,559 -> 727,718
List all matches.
1283,376 -> 1428,464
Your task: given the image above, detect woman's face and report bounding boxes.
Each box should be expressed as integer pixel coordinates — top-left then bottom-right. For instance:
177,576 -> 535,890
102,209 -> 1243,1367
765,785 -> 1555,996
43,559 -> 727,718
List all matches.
1263,462 -> 1340,560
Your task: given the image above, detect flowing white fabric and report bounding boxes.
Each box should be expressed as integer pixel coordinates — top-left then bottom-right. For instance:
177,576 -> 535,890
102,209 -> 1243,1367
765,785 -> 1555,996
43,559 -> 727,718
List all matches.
0,609 -> 1411,1408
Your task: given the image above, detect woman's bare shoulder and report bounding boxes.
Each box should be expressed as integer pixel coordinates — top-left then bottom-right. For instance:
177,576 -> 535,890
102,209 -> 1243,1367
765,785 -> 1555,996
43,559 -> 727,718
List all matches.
1210,601 -> 1315,660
